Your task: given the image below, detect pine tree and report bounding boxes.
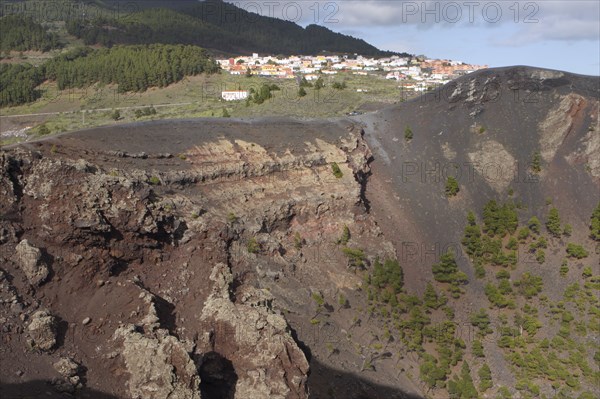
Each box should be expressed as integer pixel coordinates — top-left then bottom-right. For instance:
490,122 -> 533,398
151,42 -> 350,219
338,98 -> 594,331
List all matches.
528,216 -> 541,234
478,363 -> 492,392
432,251 -> 459,283
423,283 -> 440,309
531,151 -> 542,173
590,202 -> 600,241
546,207 -> 562,237
448,361 -> 478,399
472,340 -> 484,357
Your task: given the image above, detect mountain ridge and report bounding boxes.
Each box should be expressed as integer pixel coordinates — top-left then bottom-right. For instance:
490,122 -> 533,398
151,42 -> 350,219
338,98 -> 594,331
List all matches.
58,0 -> 402,56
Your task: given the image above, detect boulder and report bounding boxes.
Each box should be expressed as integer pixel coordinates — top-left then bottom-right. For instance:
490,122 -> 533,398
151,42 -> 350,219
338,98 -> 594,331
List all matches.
15,240 -> 49,286
53,357 -> 80,378
28,309 -> 57,351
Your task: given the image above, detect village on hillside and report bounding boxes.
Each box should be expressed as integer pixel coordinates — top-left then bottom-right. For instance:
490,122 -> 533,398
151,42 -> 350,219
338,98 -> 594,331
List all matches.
217,53 -> 488,100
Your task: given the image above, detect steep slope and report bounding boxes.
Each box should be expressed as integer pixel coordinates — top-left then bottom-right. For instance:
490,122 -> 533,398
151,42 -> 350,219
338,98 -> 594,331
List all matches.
359,66 -> 599,398
361,66 -> 599,283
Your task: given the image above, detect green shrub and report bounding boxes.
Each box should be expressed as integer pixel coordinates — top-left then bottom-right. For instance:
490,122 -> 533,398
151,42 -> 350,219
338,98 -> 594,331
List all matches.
531,151 -> 542,173
148,176 -> 161,185
582,266 -> 592,278
247,237 -> 260,254
311,292 -> 325,307
514,272 -> 543,298
445,176 -> 460,197
338,225 -> 350,245
38,124 -> 50,135
143,106 -> 157,116
331,162 -> 343,178
560,259 -> 569,277
342,247 -> 365,269
506,237 -> 518,250
498,279 -> 512,295
294,232 -> 303,249
590,202 -> 600,241
496,386 -> 512,399
566,243 -> 588,259
404,125 -> 413,141
226,212 -> 238,223
496,270 -> 511,280
517,227 -> 530,241
338,293 -> 348,308
470,308 -> 492,335
485,282 -> 511,308
528,216 -> 541,234
535,249 -> 545,264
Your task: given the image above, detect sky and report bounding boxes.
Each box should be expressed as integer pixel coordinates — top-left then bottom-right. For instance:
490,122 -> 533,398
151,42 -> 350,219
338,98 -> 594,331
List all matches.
225,0 -> 600,75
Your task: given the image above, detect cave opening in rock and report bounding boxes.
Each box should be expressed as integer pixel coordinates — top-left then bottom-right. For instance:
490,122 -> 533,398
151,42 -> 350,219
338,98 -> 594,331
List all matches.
198,351 -> 237,399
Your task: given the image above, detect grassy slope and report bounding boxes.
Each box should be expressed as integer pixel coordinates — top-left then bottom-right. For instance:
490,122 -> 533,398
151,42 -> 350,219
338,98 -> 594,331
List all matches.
1,72 -> 415,144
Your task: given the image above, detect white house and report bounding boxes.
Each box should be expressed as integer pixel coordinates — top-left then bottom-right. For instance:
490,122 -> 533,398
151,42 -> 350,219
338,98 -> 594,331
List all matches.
221,91 -> 249,101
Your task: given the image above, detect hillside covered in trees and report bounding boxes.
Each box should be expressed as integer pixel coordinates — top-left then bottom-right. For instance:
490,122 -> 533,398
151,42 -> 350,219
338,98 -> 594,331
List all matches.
0,63 -> 45,107
65,0 -> 399,56
0,15 -> 60,52
0,44 -> 218,107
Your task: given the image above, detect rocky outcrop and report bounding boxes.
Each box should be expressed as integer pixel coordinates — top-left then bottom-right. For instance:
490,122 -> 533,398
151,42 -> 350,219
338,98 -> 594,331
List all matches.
27,309 -> 57,351
467,140 -> 517,192
14,239 -> 49,286
113,290 -> 201,399
0,121 -> 392,398
539,93 -> 586,163
199,263 -> 309,399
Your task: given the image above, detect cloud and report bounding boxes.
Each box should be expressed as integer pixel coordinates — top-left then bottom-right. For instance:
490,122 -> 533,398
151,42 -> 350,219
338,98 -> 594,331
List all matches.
224,1 -> 598,46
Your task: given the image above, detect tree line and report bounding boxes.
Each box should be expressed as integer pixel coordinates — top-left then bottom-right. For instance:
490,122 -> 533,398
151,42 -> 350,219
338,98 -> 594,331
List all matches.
0,15 -> 60,52
1,44 -> 218,107
0,63 -> 45,107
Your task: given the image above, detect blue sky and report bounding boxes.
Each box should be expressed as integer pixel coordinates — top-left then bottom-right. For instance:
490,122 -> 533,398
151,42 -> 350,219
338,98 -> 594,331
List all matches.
227,0 -> 600,75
